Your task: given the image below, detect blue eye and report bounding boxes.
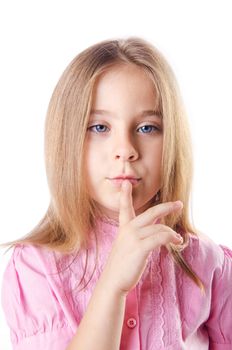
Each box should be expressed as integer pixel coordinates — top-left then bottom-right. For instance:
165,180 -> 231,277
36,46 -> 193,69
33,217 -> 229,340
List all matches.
138,125 -> 158,133
88,124 -> 109,133
87,124 -> 159,134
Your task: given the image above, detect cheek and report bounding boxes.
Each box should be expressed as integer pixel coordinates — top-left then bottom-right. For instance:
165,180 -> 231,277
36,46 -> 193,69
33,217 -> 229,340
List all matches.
153,141 -> 163,169
87,149 -> 106,176
145,143 -> 163,170
85,144 -> 102,167
84,145 -> 106,189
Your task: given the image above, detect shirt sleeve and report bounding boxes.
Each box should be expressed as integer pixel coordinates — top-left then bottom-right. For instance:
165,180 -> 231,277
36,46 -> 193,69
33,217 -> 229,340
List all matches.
205,245 -> 232,350
1,244 -> 74,350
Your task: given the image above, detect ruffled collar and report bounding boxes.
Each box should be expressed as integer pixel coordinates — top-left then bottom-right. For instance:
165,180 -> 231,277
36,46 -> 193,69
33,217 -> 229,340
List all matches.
98,215 -> 119,227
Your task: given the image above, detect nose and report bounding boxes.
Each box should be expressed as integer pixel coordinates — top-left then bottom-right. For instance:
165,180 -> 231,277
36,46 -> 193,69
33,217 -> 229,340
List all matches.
113,135 -> 139,162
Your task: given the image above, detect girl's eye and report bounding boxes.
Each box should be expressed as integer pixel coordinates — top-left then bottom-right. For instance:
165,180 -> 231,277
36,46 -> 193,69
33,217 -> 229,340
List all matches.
137,125 -> 159,133
87,124 -> 160,134
88,124 -> 109,133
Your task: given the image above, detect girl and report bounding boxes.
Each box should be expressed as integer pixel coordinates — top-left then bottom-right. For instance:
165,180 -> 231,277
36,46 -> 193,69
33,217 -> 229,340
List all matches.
1,37 -> 232,350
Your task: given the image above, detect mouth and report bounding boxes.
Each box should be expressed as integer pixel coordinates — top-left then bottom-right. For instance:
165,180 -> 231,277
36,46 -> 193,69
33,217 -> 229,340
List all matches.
107,177 -> 141,187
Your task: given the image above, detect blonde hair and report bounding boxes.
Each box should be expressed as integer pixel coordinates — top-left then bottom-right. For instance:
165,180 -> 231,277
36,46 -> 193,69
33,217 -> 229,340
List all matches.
1,37 -> 204,291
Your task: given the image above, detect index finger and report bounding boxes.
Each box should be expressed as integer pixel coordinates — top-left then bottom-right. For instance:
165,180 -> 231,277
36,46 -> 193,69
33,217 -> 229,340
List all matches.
119,180 -> 136,226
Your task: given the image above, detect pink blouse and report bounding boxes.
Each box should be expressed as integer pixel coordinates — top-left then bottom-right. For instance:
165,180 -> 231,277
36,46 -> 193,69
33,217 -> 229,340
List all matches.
1,219 -> 232,349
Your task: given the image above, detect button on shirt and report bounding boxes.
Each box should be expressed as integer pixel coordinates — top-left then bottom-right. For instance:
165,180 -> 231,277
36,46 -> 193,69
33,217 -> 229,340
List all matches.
127,318 -> 137,329
1,219 -> 232,349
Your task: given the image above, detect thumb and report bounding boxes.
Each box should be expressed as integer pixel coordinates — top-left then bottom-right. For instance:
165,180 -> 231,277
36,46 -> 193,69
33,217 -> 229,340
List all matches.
119,180 -> 136,227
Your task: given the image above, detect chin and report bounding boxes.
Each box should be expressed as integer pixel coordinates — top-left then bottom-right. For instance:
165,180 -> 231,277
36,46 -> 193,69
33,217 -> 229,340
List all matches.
95,199 -> 120,216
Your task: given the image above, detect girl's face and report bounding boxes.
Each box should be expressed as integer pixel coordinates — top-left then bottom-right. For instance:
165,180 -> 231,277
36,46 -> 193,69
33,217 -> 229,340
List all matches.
84,64 -> 163,221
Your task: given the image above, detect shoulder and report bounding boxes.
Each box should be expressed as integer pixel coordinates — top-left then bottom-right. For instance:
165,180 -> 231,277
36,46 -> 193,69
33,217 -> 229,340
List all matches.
1,244 -> 76,347
1,243 -> 58,310
182,232 -> 232,288
1,243 -> 67,329
3,243 -> 58,278
185,234 -> 232,345
184,232 -> 229,269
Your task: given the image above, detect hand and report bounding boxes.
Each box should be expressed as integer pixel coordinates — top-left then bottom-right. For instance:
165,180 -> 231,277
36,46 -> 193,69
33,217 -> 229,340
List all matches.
101,180 -> 183,296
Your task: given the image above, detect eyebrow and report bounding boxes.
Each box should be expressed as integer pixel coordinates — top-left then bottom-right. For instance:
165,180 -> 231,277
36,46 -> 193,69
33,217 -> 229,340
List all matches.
90,109 -> 161,118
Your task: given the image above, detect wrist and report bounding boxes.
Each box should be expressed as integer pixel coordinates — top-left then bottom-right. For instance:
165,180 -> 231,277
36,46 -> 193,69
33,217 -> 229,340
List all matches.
97,270 -> 128,299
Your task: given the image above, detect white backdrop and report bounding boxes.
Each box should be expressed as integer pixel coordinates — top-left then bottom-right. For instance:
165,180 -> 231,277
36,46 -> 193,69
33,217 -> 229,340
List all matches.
0,1 -> 232,349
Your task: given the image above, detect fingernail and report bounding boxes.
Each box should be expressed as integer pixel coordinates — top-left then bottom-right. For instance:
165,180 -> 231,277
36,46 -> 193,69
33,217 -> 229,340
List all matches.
175,233 -> 183,242
153,218 -> 161,224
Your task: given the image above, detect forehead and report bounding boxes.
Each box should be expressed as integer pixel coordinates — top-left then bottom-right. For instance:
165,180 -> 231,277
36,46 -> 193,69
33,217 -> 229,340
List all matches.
94,63 -> 156,89
91,63 -> 160,110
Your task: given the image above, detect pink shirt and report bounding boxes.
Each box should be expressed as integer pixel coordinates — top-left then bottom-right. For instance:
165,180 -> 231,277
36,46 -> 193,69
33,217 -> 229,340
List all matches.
1,219 -> 232,349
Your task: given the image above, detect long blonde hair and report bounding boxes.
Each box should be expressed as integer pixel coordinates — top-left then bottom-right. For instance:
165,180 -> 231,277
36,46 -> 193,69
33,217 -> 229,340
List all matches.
1,37 -> 204,291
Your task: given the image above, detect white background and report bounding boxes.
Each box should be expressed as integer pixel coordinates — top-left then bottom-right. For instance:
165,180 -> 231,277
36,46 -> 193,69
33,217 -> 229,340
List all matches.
0,1 -> 232,349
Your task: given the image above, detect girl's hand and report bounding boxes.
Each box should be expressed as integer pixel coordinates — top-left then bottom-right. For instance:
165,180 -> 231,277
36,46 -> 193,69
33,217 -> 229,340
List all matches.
101,180 -> 183,296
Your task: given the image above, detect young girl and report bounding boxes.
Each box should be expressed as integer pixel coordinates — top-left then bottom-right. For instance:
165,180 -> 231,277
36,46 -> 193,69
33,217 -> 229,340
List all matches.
1,37 -> 232,350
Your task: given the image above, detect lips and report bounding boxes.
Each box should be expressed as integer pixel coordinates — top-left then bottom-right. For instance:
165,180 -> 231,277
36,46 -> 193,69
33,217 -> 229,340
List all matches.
112,175 -> 141,180
108,175 -> 141,186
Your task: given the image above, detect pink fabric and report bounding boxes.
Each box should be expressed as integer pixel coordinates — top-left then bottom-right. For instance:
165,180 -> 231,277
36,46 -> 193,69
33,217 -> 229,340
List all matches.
1,219 -> 232,349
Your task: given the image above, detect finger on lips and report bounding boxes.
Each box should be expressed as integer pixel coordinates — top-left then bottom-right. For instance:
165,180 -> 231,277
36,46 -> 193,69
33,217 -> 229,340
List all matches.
119,180 -> 135,226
